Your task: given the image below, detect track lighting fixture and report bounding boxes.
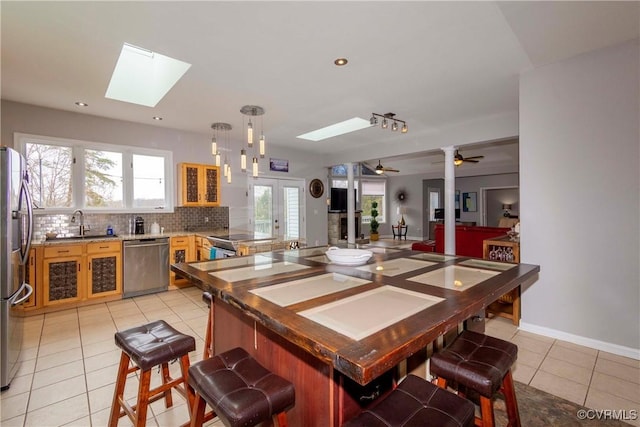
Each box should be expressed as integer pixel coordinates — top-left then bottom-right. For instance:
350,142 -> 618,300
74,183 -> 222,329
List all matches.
370,113 -> 408,134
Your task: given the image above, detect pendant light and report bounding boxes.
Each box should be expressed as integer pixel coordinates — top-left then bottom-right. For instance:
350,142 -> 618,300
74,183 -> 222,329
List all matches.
240,149 -> 247,171
211,122 -> 232,171
252,156 -> 259,177
240,105 -> 266,171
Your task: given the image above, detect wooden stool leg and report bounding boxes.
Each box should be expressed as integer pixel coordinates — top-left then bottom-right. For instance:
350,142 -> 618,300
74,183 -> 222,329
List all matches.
189,394 -> 207,427
135,369 -> 152,427
479,396 -> 495,427
203,300 -> 214,360
109,352 -> 131,427
161,362 -> 174,408
274,412 -> 288,427
502,370 -> 521,427
180,354 -> 195,416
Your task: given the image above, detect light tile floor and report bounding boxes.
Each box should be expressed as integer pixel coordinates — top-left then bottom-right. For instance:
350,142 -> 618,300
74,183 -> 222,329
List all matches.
1,286 -> 638,426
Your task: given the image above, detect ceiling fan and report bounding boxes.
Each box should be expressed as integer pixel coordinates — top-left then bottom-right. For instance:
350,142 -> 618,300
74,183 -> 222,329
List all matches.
454,150 -> 484,166
373,160 -> 399,174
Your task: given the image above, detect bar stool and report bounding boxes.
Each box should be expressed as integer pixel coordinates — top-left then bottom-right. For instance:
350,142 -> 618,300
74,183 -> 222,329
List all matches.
202,291 -> 214,359
430,330 -> 520,427
109,320 -> 196,427
188,347 -> 295,427
343,374 -> 475,426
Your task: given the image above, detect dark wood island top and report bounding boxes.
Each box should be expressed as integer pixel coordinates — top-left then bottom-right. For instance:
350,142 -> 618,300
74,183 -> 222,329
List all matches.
172,247 -> 540,385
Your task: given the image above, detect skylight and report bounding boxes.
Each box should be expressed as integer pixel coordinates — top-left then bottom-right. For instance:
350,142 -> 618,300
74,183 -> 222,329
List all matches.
296,118 -> 373,141
105,43 -> 191,107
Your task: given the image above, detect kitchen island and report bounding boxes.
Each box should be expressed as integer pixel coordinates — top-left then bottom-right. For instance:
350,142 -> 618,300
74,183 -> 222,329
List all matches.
172,246 -> 539,426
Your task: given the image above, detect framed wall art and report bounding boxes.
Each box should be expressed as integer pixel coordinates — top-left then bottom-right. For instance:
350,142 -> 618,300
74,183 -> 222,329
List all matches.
462,192 -> 477,212
269,158 -> 289,172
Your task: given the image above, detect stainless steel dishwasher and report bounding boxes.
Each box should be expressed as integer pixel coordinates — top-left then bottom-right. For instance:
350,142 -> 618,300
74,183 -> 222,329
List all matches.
123,237 -> 169,298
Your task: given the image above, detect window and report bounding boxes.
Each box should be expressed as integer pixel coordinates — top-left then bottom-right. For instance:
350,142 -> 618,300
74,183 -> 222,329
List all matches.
17,134 -> 173,212
85,149 -> 123,208
361,180 -> 386,224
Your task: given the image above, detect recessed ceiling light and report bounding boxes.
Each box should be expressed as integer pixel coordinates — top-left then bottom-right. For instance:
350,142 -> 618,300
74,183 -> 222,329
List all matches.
105,43 -> 191,107
297,118 -> 372,141
152,116 -> 163,121
334,58 -> 348,66
75,101 -> 88,107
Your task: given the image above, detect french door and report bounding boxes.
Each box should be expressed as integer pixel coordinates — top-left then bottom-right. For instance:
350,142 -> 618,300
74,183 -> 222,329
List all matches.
249,178 -> 305,240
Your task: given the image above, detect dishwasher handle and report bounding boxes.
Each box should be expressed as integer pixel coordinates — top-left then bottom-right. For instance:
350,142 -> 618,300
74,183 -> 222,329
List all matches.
124,240 -> 169,248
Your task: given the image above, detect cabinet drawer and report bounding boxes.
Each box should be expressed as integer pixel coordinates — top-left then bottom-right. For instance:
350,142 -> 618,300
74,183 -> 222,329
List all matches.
87,241 -> 121,254
172,236 -> 190,245
44,245 -> 83,258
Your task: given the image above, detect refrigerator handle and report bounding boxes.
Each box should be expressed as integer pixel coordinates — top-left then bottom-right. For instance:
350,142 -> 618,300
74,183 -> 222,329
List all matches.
19,178 -> 34,265
11,282 -> 33,306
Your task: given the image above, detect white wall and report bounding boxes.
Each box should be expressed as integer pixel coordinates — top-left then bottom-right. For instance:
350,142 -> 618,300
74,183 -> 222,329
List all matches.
1,101 -> 329,246
519,40 -> 639,357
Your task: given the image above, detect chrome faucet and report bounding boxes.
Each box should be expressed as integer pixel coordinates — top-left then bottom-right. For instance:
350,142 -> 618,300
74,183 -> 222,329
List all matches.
71,209 -> 87,236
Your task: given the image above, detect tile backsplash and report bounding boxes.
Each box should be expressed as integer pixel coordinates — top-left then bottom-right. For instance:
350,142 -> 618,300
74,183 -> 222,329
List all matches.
33,206 -> 229,241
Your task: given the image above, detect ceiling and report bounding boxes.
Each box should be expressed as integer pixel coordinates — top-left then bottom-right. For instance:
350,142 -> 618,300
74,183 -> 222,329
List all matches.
2,2 -> 638,176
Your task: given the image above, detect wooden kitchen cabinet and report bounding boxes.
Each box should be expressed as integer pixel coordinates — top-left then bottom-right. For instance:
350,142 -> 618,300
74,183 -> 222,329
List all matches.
41,241 -> 123,308
195,236 -> 212,261
179,163 -> 221,206
483,236 -> 520,325
86,241 -> 122,299
170,235 -> 195,286
43,244 -> 83,306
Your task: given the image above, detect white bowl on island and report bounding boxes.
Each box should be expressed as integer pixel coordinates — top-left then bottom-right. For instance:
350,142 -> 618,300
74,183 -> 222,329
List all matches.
325,247 -> 373,266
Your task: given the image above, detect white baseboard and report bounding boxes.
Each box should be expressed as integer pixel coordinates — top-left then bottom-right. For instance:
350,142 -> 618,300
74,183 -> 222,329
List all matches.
519,321 -> 640,360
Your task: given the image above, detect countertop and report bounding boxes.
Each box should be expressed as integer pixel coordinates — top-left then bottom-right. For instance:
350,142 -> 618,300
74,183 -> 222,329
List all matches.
32,229 -> 301,246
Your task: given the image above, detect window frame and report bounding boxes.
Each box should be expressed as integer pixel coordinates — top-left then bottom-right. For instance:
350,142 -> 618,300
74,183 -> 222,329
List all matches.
360,178 -> 387,225
15,133 -> 174,213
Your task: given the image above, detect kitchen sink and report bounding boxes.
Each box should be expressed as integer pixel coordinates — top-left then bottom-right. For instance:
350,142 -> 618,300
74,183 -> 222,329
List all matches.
46,234 -> 119,241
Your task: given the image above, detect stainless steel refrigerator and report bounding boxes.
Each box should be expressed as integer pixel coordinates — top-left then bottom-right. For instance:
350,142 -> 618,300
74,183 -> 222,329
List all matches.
1,146 -> 33,390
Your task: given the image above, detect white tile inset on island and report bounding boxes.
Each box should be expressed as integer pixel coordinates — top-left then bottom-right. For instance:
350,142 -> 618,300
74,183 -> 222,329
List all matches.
210,261 -> 310,282
191,255 -> 273,271
356,258 -> 436,276
408,265 -> 499,291
298,286 -> 444,340
250,273 -> 370,306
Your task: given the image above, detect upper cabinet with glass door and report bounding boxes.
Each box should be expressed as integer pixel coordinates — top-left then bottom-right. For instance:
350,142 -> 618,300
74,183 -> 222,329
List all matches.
179,163 -> 220,206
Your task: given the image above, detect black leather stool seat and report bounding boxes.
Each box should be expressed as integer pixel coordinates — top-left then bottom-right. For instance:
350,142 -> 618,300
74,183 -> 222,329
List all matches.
114,320 -> 196,371
344,374 -> 475,427
188,347 -> 295,427
430,330 -> 517,397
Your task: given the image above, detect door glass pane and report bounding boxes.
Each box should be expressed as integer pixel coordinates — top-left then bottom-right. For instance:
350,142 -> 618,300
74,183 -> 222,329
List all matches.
429,190 -> 440,221
133,154 -> 165,208
283,186 -> 299,239
85,149 -> 123,208
254,185 -> 273,235
25,142 -> 73,208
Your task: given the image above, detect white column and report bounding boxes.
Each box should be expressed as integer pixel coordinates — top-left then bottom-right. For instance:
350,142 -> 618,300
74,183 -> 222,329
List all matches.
442,146 -> 456,254
346,162 -> 356,245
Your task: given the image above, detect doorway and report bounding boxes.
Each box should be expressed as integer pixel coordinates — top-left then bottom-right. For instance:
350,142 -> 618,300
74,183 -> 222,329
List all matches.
480,187 -> 519,227
249,178 -> 305,239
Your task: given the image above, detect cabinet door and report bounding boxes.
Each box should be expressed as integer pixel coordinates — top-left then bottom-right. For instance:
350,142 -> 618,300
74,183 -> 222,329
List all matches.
181,163 -> 201,206
87,251 -> 122,298
201,165 -> 220,206
170,244 -> 190,285
43,256 -> 82,305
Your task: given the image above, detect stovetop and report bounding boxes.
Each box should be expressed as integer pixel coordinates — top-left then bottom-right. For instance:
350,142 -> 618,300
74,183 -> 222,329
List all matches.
209,233 -> 272,242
